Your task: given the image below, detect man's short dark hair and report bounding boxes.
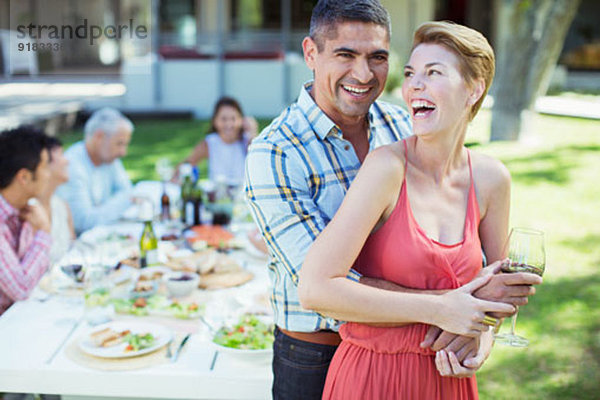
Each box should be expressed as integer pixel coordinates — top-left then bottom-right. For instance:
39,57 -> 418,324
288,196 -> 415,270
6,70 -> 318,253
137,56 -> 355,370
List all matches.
309,0 -> 391,51
0,126 -> 49,189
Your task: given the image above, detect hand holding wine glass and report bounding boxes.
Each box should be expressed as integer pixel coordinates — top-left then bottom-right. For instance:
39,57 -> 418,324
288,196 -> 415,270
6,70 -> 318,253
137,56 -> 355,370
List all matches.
495,227 -> 545,347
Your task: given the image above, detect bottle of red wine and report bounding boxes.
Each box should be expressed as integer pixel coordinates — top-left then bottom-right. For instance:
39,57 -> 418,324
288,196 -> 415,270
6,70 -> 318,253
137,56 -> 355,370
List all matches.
192,183 -> 204,226
160,183 -> 170,221
179,164 -> 194,225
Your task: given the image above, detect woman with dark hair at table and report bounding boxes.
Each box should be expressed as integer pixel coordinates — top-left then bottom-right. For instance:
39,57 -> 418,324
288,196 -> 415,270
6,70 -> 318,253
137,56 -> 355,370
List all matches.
39,136 -> 75,264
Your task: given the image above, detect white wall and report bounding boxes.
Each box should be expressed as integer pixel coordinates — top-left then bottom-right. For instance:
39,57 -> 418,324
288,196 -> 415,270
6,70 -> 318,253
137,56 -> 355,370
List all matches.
122,55 -> 312,118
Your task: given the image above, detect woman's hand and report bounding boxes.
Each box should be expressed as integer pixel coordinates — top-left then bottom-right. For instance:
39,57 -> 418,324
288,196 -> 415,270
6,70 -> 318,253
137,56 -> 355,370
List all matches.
242,116 -> 258,139
434,275 -> 515,337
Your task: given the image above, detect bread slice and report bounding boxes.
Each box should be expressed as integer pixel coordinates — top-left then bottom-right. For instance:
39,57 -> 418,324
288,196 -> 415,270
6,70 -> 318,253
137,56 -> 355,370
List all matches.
90,328 -> 129,347
90,327 -> 113,347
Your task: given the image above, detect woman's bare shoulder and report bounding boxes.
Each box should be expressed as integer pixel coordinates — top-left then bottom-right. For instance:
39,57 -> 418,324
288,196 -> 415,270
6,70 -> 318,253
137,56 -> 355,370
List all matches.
364,141 -> 406,175
470,150 -> 511,192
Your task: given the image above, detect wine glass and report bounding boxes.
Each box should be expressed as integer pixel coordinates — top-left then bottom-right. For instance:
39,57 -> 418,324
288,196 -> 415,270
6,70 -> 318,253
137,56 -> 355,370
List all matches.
495,227 -> 545,347
155,158 -> 174,182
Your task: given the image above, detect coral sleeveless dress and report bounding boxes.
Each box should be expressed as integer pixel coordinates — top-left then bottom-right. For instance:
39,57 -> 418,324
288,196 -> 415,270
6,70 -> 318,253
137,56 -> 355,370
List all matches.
322,142 -> 483,400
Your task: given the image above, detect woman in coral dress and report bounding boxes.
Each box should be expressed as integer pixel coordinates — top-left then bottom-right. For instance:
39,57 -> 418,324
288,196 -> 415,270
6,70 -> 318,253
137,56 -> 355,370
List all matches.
298,22 -> 513,399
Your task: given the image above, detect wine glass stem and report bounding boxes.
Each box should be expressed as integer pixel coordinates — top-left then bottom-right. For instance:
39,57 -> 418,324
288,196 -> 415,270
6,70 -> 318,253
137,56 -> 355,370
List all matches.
510,309 -> 519,336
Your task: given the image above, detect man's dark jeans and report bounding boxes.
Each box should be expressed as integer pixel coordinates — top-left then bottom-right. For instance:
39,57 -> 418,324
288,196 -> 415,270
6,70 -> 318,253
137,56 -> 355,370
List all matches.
272,327 -> 339,400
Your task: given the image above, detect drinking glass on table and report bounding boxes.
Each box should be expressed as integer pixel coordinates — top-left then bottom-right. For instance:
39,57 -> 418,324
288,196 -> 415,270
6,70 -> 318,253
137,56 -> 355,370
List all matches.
83,264 -> 114,325
156,157 -> 175,182
495,227 -> 545,347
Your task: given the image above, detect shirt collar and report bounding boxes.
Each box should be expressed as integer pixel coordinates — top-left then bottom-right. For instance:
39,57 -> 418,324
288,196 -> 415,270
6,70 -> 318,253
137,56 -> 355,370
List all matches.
298,81 -> 377,141
0,193 -> 18,222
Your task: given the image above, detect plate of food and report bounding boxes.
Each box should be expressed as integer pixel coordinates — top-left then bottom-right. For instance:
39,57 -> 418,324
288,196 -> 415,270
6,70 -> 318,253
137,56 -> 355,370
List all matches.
129,280 -> 158,298
138,266 -> 171,282
78,321 -> 173,358
111,295 -> 204,319
186,225 -> 237,250
212,314 -> 274,357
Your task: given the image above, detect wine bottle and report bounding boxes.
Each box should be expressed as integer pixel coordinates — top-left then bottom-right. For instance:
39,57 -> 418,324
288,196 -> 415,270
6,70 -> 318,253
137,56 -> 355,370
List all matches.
192,182 -> 204,226
179,164 -> 194,225
140,220 -> 158,268
160,183 -> 170,221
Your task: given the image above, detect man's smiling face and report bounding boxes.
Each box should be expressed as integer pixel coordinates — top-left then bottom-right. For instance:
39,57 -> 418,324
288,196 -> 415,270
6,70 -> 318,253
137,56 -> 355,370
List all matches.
303,21 -> 390,125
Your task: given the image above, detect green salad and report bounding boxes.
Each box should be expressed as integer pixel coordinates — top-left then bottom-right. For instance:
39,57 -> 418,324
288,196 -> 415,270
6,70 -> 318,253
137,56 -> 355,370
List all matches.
124,333 -> 155,352
111,295 -> 203,319
213,314 -> 274,350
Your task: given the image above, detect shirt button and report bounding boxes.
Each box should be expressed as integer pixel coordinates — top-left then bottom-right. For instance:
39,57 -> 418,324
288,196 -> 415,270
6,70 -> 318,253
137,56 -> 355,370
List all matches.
344,145 -> 350,151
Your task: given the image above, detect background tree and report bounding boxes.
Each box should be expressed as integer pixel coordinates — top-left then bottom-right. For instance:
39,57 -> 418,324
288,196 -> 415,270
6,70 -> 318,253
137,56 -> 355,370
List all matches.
490,0 -> 581,141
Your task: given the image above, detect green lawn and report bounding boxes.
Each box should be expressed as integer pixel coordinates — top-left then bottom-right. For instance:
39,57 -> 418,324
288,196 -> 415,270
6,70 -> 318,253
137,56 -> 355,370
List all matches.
468,111 -> 600,399
60,110 -> 600,399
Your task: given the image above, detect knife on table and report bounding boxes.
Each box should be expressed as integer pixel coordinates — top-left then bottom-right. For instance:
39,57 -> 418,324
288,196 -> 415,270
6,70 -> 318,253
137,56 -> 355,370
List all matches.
171,334 -> 191,363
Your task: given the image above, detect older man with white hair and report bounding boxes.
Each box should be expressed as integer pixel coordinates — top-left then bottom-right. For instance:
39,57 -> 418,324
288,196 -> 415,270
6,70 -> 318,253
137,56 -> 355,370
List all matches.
57,107 -> 134,234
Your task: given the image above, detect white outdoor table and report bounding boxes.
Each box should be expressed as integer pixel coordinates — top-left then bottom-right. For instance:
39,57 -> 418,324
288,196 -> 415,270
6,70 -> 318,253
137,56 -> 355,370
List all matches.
0,220 -> 273,400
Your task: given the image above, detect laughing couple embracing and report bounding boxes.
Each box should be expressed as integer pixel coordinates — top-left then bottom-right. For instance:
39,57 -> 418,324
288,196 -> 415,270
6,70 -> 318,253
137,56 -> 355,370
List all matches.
245,1 -> 542,399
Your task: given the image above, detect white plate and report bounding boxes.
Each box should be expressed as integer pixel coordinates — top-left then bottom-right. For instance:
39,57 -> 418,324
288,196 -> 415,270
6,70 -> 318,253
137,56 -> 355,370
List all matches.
138,265 -> 172,281
212,342 -> 272,357
110,266 -> 139,285
211,341 -> 272,364
78,321 -> 173,359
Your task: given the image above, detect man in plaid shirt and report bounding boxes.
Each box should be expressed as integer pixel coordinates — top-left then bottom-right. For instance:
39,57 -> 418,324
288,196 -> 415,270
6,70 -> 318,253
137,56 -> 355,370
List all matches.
245,1 -> 411,398
0,127 -> 53,315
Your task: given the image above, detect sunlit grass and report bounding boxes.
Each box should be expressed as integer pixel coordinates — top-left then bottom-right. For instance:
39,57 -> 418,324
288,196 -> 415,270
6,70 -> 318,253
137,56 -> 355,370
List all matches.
467,110 -> 600,399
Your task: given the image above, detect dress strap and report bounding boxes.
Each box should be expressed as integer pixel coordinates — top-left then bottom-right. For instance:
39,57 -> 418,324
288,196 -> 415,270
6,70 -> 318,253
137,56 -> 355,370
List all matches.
466,149 -> 473,181
402,140 -> 408,172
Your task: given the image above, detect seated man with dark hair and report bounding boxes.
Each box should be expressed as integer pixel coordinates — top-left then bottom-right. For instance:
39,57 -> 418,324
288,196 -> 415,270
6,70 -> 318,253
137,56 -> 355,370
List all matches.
0,126 -> 52,315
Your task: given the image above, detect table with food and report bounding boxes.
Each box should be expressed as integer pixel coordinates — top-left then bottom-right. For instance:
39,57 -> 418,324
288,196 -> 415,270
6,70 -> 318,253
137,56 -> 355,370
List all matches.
0,180 -> 274,400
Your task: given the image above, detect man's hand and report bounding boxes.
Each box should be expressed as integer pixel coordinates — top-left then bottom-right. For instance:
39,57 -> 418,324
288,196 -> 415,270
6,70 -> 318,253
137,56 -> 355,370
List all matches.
421,326 -> 478,363
435,330 -> 494,378
20,201 -> 51,233
474,260 -> 542,318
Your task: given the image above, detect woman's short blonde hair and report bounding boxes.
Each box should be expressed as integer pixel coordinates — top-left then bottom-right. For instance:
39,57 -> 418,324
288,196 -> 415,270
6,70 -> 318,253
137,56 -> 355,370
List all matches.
412,21 -> 495,120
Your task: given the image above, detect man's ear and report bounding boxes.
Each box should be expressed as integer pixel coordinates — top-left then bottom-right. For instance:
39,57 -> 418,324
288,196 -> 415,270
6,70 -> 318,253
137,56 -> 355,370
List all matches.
13,168 -> 32,186
302,36 -> 318,71
93,130 -> 105,142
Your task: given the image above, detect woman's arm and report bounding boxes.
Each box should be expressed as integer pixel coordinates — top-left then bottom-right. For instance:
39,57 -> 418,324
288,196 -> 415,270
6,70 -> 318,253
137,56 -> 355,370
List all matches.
298,147 -> 514,335
184,140 -> 209,165
476,154 -> 512,263
171,141 -> 209,182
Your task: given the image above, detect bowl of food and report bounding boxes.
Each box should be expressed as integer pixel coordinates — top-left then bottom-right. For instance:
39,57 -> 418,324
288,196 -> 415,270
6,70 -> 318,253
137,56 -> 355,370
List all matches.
163,272 -> 200,298
212,314 -> 274,361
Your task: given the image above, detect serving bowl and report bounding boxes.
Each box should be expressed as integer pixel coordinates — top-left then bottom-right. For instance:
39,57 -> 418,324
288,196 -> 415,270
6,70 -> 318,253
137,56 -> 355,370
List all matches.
163,272 -> 200,298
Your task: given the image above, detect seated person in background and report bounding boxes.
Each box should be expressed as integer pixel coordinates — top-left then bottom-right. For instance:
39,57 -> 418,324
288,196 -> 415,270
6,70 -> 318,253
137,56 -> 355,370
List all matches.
176,97 -> 258,186
39,136 -> 75,265
57,107 -> 134,234
0,127 -> 52,315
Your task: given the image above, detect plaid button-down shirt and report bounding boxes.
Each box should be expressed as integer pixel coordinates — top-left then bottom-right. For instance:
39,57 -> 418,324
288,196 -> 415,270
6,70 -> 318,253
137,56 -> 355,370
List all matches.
0,194 -> 51,315
245,82 -> 412,332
